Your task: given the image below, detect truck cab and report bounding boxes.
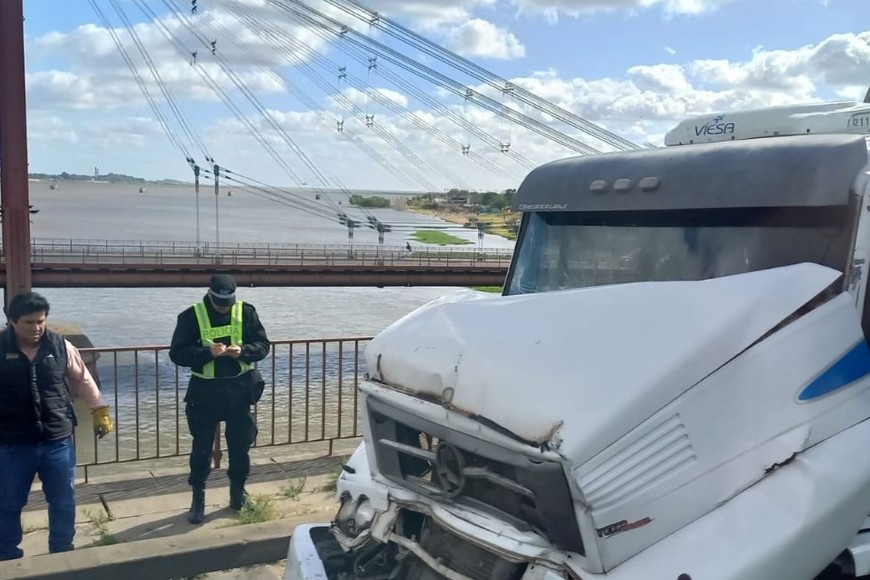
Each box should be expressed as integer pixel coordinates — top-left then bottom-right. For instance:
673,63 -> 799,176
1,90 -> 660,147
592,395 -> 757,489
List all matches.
286,102 -> 870,580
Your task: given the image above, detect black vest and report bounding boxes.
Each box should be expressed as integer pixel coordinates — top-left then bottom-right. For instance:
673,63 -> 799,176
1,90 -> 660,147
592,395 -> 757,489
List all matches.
0,328 -> 74,444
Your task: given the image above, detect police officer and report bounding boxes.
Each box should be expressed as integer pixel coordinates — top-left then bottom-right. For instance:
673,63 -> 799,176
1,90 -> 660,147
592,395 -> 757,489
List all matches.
170,274 -> 269,524
0,292 -> 114,560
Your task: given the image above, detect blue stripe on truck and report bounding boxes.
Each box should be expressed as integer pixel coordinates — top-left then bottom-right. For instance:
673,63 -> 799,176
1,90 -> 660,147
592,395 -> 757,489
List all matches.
798,341 -> 870,401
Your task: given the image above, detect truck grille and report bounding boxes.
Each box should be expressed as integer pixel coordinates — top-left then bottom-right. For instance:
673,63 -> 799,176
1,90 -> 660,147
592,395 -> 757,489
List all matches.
368,397 -> 584,555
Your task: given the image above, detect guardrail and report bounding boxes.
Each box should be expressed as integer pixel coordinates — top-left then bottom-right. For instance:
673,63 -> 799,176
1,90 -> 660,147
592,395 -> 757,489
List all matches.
76,337 -> 371,481
18,238 -> 514,268
29,237 -> 514,256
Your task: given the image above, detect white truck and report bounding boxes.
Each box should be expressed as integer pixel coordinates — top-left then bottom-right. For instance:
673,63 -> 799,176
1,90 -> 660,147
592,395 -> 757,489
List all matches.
285,101 -> 870,580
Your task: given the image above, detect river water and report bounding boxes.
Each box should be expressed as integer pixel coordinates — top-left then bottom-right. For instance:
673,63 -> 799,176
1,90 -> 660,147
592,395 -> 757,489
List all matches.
24,180 -> 514,465
27,180 -> 514,346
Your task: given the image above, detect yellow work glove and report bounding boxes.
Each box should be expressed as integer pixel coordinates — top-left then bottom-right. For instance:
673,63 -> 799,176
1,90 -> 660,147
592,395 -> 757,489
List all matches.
92,405 -> 114,439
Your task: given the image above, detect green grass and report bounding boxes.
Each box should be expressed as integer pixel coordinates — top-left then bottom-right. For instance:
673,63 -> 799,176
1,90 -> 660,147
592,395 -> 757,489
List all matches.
93,533 -> 119,546
85,508 -> 118,546
409,231 -> 473,245
238,494 -> 280,524
279,476 -> 307,501
471,286 -> 502,293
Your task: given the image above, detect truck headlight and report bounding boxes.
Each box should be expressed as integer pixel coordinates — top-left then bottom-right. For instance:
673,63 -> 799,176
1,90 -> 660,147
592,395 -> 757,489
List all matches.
336,494 -> 376,537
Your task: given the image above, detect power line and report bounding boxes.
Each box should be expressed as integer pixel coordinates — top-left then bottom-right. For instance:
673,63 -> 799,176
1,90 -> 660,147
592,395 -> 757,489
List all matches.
203,1 -> 427,191
326,0 -> 640,151
223,1 -> 524,178
103,0 -> 364,227
271,0 -> 601,155
88,0 -> 191,160
94,0 -> 522,242
133,0 -> 346,221
106,0 -> 212,161
210,0 -> 469,192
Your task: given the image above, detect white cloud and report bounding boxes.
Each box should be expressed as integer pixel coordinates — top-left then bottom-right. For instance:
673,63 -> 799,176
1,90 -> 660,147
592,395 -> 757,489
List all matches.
512,0 -> 742,20
688,31 -> 870,96
26,71 -> 101,110
803,31 -> 870,85
25,64 -> 287,110
466,27 -> 870,153
349,0 -> 497,27
336,87 -> 409,109
19,0 -> 870,191
25,5 -> 325,111
836,85 -> 868,101
627,64 -> 693,93
375,88 -> 410,108
28,115 -> 79,146
81,117 -> 166,148
441,18 -> 526,60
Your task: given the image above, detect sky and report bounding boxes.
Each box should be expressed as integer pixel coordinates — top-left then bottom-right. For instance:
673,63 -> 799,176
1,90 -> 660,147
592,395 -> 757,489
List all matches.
18,0 -> 870,192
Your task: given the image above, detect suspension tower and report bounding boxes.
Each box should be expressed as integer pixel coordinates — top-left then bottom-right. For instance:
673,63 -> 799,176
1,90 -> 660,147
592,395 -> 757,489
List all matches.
0,0 -> 33,304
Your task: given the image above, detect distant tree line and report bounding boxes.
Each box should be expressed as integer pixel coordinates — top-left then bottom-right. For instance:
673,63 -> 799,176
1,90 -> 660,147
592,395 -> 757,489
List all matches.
29,172 -> 146,183
349,194 -> 391,208
409,188 -> 516,211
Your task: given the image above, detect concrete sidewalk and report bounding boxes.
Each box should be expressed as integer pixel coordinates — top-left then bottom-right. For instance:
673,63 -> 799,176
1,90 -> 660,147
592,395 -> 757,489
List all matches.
198,562 -> 287,579
25,451 -> 345,512
1,450 -> 348,580
19,472 -> 337,555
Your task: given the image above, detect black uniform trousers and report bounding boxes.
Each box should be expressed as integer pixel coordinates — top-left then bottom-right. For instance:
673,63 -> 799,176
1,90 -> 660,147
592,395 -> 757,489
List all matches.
185,402 -> 257,488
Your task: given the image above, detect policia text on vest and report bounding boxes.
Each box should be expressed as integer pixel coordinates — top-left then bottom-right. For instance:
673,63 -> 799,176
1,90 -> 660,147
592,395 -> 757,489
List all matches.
169,274 -> 270,524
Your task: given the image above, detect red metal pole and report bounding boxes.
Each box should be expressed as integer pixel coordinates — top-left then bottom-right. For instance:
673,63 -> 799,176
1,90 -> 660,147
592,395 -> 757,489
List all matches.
0,0 -> 33,305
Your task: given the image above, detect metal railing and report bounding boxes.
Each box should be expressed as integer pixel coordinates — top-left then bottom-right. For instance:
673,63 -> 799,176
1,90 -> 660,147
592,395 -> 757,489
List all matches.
31,237 -> 514,255
19,238 -> 513,268
76,337 -> 371,481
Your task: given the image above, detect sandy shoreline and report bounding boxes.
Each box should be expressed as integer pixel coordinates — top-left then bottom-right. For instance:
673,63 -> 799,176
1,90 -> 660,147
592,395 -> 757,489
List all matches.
405,207 -> 518,240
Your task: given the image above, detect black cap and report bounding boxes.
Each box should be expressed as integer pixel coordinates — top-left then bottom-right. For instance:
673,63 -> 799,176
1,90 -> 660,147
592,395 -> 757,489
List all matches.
208,274 -> 236,306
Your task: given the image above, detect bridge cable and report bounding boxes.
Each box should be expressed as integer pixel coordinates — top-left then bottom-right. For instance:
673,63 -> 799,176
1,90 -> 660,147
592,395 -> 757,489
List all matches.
202,1 -> 469,194
325,0 -> 640,151
162,0 -> 418,229
270,0 -> 600,155
224,0 -> 521,180
132,0 -> 359,223
95,0 -> 380,231
87,0 -> 192,162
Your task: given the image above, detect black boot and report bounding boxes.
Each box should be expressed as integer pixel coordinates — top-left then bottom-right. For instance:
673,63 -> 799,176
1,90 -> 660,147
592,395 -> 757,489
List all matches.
229,481 -> 249,511
188,486 -> 205,524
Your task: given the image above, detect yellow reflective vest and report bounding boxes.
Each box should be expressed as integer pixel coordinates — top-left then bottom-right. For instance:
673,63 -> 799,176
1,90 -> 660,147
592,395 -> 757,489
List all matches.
191,301 -> 253,379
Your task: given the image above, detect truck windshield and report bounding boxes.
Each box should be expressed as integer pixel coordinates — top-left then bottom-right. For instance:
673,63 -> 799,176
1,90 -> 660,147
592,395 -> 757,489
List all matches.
506,206 -> 854,295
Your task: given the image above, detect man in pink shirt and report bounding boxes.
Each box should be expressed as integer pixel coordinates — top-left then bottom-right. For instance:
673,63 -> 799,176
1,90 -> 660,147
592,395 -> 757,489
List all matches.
0,292 -> 114,560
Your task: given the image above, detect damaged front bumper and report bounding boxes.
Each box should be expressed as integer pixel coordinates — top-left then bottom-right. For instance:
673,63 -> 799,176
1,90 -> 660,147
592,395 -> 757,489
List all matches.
285,442 -> 574,580
287,417 -> 870,580
285,524 -> 330,580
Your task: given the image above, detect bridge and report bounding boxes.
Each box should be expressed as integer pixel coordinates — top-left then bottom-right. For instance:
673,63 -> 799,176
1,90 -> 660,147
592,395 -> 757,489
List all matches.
0,238 -> 512,287
0,0 -> 641,297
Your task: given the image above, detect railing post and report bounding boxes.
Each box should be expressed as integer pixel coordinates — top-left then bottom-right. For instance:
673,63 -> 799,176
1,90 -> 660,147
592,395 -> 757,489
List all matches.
212,424 -> 223,469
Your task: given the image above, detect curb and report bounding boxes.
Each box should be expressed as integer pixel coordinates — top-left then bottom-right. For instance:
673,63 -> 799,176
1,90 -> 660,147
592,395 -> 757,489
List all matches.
0,515 -> 330,580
